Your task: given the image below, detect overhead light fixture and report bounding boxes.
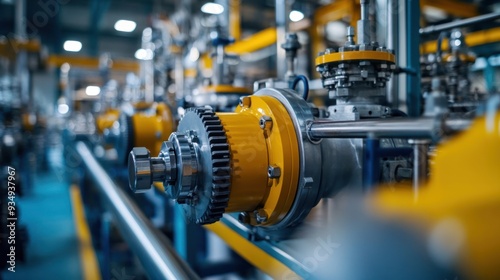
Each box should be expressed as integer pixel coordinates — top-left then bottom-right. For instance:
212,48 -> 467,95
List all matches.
201,2 -> 224,15
86,86 -> 101,96
63,40 -> 82,52
289,10 -> 305,22
188,47 -> 200,62
114,20 -> 137,32
135,49 -> 154,60
58,104 -> 69,115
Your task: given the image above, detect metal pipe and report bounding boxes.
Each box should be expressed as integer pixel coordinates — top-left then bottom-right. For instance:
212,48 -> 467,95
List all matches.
15,0 -> 26,38
419,12 -> 500,35
357,0 -> 371,44
308,117 -> 472,140
387,0 -> 399,108
409,139 -> 430,201
75,142 -> 199,280
308,118 -> 442,140
406,0 -> 421,117
275,0 -> 290,80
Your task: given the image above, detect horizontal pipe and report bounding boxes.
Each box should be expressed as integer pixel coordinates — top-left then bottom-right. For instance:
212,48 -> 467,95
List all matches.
75,142 -> 199,280
308,117 -> 472,140
309,118 -> 440,140
419,12 -> 500,35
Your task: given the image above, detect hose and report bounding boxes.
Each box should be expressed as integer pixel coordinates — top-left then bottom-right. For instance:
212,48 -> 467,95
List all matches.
292,75 -> 309,101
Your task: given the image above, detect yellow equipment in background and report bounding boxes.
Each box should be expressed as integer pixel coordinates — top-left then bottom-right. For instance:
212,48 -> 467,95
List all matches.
96,108 -> 120,135
131,102 -> 175,158
372,109 -> 500,279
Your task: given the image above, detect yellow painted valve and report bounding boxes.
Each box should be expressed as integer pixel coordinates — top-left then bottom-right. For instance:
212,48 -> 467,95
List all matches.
105,102 -> 176,164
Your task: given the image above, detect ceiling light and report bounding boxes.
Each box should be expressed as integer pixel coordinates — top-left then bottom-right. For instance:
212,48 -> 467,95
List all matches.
289,10 -> 305,22
188,47 -> 200,62
63,40 -> 82,52
135,49 -> 154,60
201,3 -> 224,15
114,20 -> 137,32
58,104 -> 69,115
86,86 -> 101,96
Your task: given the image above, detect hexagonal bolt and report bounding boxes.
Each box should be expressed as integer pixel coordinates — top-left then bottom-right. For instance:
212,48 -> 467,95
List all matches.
239,96 -> 251,108
259,115 -> 273,130
267,165 -> 281,179
238,212 -> 250,224
254,209 -> 268,224
128,147 -> 153,193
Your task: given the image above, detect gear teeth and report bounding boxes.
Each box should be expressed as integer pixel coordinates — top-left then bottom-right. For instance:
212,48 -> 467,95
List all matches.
188,107 -> 232,225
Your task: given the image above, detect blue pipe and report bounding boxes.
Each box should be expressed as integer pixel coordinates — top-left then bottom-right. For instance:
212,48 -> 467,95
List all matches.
291,75 -> 309,101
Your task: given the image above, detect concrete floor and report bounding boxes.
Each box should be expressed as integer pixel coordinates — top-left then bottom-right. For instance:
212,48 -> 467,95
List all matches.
2,147 -> 82,280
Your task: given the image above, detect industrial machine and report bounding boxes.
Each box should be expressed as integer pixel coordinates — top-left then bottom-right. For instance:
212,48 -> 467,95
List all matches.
39,0 -> 500,279
127,0 -> 471,240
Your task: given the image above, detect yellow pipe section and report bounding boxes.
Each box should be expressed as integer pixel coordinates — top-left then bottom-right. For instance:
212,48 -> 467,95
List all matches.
47,55 -> 139,72
421,27 -> 500,54
204,222 -> 298,279
230,0 -> 241,41
0,39 -> 41,58
420,0 -> 478,18
226,28 -> 277,54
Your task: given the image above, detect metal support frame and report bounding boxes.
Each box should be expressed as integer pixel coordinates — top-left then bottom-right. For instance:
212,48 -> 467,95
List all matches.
89,0 -> 111,56
362,139 -> 414,190
409,139 -> 430,200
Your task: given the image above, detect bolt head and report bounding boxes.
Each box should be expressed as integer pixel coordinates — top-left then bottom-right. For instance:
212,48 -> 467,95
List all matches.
254,209 -> 268,224
267,165 -> 281,179
259,115 -> 273,130
239,96 -> 251,108
128,147 -> 153,193
238,212 -> 250,224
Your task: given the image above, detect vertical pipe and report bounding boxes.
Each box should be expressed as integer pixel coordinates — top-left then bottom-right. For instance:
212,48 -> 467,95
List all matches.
15,0 -> 30,111
141,28 -> 154,103
406,0 -> 421,117
275,0 -> 290,80
363,139 -> 380,191
229,0 -> 241,40
387,0 -> 399,108
409,139 -> 430,201
357,0 -> 371,44
15,0 -> 26,38
175,53 -> 185,103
